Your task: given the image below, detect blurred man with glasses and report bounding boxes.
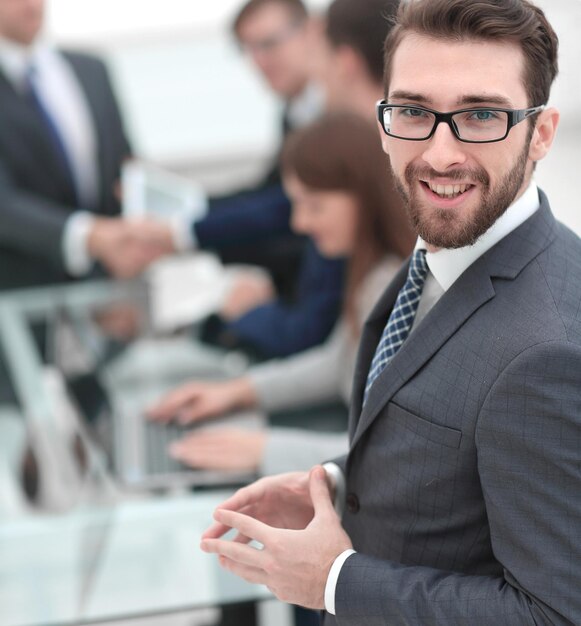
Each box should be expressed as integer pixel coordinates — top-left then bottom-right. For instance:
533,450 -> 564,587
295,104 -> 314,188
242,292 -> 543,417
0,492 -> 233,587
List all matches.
159,0 -> 346,360
198,1 -> 581,624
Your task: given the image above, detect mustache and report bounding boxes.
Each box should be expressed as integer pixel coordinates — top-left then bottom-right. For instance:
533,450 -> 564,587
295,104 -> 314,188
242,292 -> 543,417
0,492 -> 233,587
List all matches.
405,164 -> 489,186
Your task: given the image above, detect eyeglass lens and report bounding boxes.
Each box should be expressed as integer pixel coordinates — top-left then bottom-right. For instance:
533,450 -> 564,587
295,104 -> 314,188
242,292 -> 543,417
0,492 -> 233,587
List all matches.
383,107 -> 509,141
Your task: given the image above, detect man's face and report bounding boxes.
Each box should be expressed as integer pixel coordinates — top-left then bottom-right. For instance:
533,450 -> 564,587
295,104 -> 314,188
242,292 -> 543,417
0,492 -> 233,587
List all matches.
381,34 -> 537,250
0,0 -> 44,46
237,3 -> 312,98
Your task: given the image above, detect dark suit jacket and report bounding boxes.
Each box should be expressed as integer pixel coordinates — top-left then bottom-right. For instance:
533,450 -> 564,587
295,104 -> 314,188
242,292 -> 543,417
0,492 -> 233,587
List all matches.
327,191 -> 581,625
0,50 -> 131,290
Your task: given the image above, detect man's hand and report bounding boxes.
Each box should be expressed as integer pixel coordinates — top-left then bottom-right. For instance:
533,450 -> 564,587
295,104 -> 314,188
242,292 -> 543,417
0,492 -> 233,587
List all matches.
147,377 -> 257,424
221,271 -> 275,321
87,217 -> 174,278
201,466 -> 352,609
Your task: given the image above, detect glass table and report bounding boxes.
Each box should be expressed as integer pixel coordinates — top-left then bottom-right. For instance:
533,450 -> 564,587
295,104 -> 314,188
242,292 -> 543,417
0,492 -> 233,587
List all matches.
0,490 -> 272,626
0,280 -> 279,625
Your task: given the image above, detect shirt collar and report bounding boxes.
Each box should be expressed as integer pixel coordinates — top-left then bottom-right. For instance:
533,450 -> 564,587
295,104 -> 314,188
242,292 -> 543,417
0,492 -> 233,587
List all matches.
416,180 -> 540,292
286,82 -> 324,130
0,36 -> 47,88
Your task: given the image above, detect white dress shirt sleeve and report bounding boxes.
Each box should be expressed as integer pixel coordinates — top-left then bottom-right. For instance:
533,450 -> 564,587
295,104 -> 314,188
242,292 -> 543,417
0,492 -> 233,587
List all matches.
62,211 -> 95,276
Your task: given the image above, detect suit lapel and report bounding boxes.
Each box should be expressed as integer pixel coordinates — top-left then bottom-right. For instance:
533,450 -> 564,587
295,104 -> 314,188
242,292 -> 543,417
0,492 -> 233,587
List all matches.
348,260 -> 408,439
349,194 -> 558,449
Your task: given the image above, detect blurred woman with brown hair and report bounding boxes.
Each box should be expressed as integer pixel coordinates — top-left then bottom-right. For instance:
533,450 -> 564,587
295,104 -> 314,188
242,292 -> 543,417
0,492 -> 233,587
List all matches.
148,112 -> 415,473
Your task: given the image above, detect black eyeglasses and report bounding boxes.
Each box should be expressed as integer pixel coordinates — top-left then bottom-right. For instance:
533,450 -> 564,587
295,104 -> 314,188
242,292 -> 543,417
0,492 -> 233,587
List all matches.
376,101 -> 545,144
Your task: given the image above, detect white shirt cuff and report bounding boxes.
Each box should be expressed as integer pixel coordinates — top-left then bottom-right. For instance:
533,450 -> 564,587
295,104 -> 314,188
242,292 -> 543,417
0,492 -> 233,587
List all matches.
323,462 -> 346,515
62,211 -> 95,276
324,549 -> 356,615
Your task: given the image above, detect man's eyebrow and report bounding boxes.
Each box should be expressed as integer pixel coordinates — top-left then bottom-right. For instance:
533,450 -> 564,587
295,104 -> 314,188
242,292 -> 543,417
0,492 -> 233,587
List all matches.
388,91 -> 430,103
456,94 -> 513,107
387,91 -> 514,108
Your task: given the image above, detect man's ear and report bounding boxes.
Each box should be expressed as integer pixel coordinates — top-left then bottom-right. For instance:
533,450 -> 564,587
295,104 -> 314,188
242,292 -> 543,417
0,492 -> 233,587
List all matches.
528,107 -> 559,163
376,120 -> 390,155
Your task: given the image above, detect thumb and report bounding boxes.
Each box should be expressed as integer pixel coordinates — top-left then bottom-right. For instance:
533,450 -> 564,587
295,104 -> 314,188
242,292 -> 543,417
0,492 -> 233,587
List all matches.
309,465 -> 335,518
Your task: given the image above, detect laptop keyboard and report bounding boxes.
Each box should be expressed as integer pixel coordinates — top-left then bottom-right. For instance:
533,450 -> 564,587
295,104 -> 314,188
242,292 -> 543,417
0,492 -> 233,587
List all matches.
144,420 -> 191,475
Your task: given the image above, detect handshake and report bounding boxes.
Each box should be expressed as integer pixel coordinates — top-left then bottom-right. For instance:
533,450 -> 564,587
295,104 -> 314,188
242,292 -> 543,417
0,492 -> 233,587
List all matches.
87,216 -> 177,279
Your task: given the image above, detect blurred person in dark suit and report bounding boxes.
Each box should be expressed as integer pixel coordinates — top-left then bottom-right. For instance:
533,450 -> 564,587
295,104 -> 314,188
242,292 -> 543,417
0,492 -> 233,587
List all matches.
0,0 -> 165,403
0,0 -> 165,291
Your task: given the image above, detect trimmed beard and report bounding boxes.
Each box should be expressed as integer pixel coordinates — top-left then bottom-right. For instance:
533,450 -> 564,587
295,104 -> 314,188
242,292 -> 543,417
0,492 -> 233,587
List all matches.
392,140 -> 530,249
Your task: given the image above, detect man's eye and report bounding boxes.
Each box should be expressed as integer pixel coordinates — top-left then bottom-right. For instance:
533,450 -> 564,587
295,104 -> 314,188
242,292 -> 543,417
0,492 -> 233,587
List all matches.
470,110 -> 497,121
401,108 -> 426,118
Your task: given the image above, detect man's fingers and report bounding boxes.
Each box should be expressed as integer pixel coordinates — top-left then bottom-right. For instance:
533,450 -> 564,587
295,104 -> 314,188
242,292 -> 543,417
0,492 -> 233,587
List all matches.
202,520 -> 233,541
233,531 -> 252,544
201,537 -> 266,570
309,465 -> 336,519
213,509 -> 271,545
217,555 -> 266,586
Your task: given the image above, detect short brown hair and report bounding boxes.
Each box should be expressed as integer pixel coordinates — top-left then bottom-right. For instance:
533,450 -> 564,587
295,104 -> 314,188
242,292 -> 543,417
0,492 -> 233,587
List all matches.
326,0 -> 400,83
383,0 -> 559,107
232,0 -> 308,40
281,112 -> 415,335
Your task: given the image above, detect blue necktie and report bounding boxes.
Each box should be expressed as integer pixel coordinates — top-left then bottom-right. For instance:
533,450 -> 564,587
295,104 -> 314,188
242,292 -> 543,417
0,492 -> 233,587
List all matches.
363,249 -> 429,405
25,66 -> 79,203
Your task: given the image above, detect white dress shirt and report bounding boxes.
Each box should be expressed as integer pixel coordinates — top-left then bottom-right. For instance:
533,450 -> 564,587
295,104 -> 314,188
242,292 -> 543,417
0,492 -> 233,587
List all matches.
0,37 -> 99,275
324,180 -> 541,615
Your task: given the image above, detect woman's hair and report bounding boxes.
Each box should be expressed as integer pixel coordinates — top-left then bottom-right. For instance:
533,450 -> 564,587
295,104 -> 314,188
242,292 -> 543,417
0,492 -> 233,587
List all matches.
281,111 -> 415,336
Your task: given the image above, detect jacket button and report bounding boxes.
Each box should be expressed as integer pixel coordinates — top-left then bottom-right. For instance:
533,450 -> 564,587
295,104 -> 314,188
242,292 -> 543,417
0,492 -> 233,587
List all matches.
346,493 -> 360,514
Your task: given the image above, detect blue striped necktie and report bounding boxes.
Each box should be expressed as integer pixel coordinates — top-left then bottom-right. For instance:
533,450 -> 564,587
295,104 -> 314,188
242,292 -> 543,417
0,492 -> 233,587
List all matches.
363,248 -> 428,405
25,65 -> 79,203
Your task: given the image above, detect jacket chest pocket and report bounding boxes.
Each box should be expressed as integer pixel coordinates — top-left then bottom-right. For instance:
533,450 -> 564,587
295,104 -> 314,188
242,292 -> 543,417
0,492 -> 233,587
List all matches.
351,402 -> 466,523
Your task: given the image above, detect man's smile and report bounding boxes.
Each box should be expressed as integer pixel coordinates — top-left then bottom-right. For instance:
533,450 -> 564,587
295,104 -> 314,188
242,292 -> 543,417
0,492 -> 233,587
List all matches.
418,178 -> 477,206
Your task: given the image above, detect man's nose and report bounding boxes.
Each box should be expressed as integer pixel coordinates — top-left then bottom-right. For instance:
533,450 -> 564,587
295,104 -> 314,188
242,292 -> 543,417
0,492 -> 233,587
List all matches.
420,121 -> 468,171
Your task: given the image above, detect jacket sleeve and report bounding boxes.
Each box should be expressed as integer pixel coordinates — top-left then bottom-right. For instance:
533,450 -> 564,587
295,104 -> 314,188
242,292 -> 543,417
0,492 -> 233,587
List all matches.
334,340 -> 581,626
224,242 -> 345,357
193,184 -> 292,249
0,159 -> 72,272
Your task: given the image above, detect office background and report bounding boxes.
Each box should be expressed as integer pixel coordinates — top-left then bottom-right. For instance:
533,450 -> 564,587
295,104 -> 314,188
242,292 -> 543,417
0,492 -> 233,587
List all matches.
43,0 -> 581,233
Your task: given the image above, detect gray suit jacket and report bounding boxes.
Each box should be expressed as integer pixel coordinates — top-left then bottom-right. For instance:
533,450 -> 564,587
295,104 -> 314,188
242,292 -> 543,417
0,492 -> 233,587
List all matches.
0,50 -> 131,290
328,191 -> 581,625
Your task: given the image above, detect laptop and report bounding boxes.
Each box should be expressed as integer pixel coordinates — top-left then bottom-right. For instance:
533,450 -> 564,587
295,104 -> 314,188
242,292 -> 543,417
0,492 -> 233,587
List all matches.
0,284 -> 263,503
99,336 -> 264,490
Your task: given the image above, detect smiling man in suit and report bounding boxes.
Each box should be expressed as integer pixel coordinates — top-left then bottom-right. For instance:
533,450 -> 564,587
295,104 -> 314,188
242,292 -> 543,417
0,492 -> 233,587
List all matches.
199,0 -> 581,624
0,0 -> 165,290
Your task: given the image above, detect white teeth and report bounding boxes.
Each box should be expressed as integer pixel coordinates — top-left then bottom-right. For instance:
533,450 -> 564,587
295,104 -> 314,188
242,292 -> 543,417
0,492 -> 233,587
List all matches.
427,182 -> 470,198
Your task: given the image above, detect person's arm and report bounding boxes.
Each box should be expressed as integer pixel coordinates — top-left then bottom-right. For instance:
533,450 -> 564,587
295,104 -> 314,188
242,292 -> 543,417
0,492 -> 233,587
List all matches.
334,340 -> 581,625
0,161 -> 72,273
248,321 -> 346,413
225,244 -> 345,357
193,184 -> 292,249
